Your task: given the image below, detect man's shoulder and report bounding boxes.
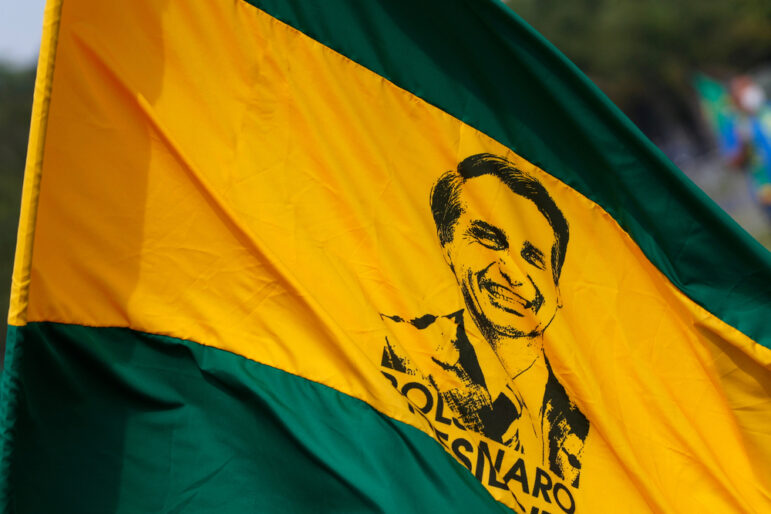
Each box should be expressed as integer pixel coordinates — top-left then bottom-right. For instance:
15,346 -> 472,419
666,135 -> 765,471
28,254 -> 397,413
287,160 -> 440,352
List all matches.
379,310 -> 465,375
380,310 -> 463,330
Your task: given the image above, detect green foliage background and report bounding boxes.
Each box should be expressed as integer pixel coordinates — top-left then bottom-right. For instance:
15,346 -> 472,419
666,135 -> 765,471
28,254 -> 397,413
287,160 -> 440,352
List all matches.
508,0 -> 771,142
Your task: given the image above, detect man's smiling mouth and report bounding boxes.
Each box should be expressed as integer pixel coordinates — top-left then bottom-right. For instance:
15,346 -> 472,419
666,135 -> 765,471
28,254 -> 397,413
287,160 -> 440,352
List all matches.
477,278 -> 532,316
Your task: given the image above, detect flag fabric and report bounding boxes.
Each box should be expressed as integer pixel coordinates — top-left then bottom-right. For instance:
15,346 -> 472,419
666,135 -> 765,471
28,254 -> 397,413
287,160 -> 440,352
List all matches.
2,1 -> 770,513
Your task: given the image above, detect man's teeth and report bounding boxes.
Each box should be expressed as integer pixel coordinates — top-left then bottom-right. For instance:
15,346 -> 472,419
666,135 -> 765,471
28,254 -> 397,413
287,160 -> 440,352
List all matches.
489,284 -> 522,304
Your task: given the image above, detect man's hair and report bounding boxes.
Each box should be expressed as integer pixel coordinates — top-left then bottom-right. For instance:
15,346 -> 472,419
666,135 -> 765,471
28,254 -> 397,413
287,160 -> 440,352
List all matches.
430,153 -> 569,284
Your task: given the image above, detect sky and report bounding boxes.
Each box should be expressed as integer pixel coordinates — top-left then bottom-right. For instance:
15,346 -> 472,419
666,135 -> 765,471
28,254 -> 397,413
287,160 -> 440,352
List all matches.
0,1 -> 48,65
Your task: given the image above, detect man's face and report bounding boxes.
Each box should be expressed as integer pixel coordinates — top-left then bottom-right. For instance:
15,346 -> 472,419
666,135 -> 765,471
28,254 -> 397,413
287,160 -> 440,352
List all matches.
444,175 -> 561,341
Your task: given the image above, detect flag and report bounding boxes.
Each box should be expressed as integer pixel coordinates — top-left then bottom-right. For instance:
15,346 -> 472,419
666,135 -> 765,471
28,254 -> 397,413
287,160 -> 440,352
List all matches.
2,1 -> 770,513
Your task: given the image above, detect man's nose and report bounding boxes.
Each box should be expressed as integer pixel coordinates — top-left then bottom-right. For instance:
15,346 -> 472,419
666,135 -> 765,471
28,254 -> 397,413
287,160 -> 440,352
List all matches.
495,255 -> 536,297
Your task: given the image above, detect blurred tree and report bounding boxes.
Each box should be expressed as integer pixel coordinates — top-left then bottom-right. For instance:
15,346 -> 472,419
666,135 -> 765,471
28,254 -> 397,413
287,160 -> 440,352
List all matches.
507,0 -> 771,149
0,63 -> 35,361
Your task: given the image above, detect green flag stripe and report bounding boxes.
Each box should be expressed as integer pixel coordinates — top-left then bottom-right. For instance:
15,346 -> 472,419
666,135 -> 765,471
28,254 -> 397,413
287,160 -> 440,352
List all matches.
0,323 -> 512,513
245,0 -> 771,348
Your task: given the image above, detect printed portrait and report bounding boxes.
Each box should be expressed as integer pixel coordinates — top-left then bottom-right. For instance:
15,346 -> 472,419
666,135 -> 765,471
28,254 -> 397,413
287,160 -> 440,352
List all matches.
380,154 -> 590,496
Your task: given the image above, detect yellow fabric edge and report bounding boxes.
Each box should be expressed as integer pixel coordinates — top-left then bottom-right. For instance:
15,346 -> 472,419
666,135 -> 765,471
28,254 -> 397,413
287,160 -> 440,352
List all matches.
8,0 -> 64,327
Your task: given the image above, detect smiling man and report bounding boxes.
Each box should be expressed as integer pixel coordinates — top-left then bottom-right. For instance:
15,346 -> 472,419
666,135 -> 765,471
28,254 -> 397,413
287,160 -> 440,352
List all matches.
434,154 -> 567,347
381,153 -> 589,487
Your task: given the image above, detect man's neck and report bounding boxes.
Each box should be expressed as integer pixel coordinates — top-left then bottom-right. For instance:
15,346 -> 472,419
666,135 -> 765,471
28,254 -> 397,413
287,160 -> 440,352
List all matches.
505,348 -> 550,465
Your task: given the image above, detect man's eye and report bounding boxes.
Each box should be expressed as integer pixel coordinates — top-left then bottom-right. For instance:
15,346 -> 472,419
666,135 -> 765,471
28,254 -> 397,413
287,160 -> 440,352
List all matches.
521,242 -> 545,270
477,237 -> 506,251
468,226 -> 506,250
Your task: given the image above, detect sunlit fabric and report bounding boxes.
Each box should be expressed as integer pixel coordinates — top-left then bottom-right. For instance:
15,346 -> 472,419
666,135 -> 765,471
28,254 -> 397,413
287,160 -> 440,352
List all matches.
2,1 -> 769,513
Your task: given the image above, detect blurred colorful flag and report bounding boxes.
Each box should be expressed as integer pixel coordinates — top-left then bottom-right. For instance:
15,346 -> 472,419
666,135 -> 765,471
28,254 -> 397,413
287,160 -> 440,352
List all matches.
695,73 -> 771,216
2,1 -> 770,513
747,105 -> 771,215
693,74 -> 741,158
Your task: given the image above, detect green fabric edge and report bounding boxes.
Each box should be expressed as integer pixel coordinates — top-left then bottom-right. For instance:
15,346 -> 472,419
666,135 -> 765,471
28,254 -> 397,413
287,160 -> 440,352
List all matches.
244,0 -> 771,349
0,322 -> 512,513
